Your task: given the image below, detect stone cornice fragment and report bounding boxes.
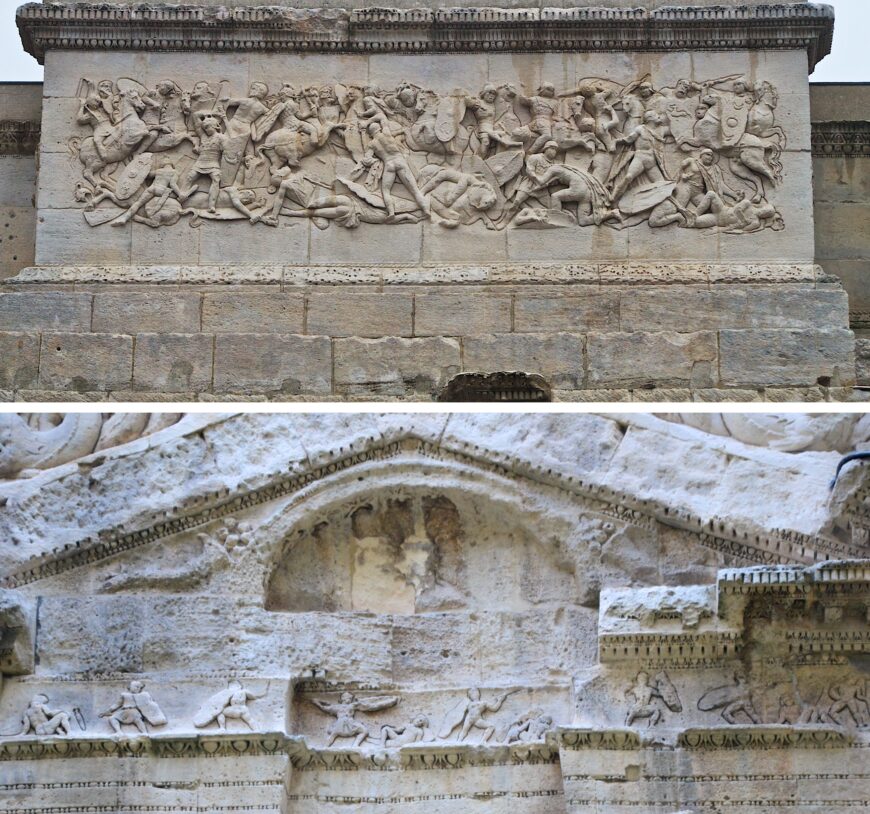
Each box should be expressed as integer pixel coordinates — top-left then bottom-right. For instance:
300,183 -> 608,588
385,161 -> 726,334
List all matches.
812,121 -> 870,158
16,3 -> 834,67
0,121 -> 40,156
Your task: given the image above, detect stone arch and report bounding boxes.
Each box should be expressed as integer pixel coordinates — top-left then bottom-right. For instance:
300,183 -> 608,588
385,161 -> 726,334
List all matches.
258,453 -> 598,614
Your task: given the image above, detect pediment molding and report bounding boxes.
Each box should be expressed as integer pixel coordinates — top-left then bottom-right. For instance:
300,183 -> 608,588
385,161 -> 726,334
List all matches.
2,433 -> 862,589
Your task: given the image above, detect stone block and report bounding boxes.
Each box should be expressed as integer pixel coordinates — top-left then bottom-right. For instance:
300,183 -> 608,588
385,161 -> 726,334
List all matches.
414,292 -> 512,336
514,292 -> 619,333
0,158 -> 37,208
814,202 -> 870,261
36,209 -> 131,266
334,337 -> 460,397
0,205 -> 37,280
309,223 -> 422,265
38,332 -> 133,392
198,219 -> 309,265
855,337 -> 870,387
619,286 -> 849,332
133,333 -> 214,393
91,293 -> 201,334
0,292 -> 92,332
0,331 -> 40,389
307,292 -> 413,338
202,292 -> 304,334
462,332 -> 585,389
131,221 -> 201,265
213,333 -> 332,395
586,331 -> 717,388
719,328 -> 857,388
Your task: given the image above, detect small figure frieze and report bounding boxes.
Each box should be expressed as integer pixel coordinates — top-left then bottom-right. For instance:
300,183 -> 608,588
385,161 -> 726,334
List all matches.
69,74 -> 788,236
99,680 -> 168,735
194,680 -> 269,732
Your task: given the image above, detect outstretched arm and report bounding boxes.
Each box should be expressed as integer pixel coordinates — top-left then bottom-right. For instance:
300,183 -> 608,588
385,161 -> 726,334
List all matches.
311,699 -> 337,716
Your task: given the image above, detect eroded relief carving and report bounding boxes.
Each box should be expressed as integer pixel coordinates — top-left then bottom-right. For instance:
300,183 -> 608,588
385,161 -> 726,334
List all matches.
311,692 -> 401,747
100,681 -> 167,735
194,680 -> 269,732
625,671 -> 682,727
697,672 -> 761,725
19,694 -> 77,738
438,688 -> 519,743
70,74 -> 786,234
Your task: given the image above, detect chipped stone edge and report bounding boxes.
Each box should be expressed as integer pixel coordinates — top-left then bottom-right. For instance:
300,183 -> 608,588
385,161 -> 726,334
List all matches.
5,264 -> 826,287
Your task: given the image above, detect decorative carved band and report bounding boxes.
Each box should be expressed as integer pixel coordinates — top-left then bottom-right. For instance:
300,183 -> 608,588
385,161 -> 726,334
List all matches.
678,726 -> 853,750
0,121 -> 40,156
812,121 -> 870,158
16,3 -> 834,66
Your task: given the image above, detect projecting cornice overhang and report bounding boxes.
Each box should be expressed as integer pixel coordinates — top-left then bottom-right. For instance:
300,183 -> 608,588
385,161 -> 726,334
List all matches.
16,3 -> 834,68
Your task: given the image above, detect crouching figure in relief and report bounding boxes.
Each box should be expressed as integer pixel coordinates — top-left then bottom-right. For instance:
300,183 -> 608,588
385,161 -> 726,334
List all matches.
19,694 -> 74,738
70,73 -> 786,236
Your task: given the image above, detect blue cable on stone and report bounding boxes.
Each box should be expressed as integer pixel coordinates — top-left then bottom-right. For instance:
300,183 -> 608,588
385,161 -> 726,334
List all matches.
830,451 -> 870,490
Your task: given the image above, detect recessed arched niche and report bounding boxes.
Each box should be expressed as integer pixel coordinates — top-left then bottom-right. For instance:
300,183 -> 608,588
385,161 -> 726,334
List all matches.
264,486 -> 608,615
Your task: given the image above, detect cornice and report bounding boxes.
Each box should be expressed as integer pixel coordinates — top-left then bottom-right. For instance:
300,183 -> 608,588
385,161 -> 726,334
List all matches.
1,434 -> 863,589
0,121 -> 40,157
812,121 -> 870,158
16,3 -> 834,66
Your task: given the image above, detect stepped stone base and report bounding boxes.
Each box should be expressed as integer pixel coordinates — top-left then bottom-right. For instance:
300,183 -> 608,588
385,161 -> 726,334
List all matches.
1,263 -> 857,401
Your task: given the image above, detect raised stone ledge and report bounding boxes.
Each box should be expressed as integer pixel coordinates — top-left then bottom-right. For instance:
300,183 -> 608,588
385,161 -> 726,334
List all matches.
0,731 -> 289,760
16,2 -> 834,65
6,263 -> 825,287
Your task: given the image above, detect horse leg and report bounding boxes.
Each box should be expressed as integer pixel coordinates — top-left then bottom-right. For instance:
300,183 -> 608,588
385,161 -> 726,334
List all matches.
729,157 -> 764,203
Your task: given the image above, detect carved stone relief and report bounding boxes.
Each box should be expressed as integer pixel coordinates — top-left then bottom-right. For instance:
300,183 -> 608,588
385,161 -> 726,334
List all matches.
70,75 -> 787,235
0,413 -> 184,479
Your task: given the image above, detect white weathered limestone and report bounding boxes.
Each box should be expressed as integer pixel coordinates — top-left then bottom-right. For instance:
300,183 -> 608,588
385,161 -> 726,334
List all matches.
0,412 -> 868,814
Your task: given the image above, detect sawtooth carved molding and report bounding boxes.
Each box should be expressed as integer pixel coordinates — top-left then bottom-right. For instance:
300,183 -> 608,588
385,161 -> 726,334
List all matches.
16,4 -> 835,66
0,121 -> 40,156
70,73 -> 788,234
811,121 -> 870,158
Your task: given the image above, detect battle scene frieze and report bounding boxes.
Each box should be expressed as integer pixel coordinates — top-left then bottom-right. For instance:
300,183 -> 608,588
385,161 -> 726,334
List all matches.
69,73 -> 789,236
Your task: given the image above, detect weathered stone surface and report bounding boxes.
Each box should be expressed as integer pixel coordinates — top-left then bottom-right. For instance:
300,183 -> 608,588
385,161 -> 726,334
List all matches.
719,328 -> 856,387
0,292 -> 92,332
213,333 -> 332,395
37,332 -> 133,391
307,292 -> 413,338
202,292 -> 304,334
91,293 -> 201,334
587,331 -> 717,388
513,293 -> 619,333
462,333 -> 585,389
334,336 -> 460,397
414,293 -> 512,336
133,333 -> 213,392
0,331 -> 39,389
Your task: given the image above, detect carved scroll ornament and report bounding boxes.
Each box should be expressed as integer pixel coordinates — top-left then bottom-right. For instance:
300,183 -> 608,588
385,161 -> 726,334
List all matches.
71,74 -> 786,235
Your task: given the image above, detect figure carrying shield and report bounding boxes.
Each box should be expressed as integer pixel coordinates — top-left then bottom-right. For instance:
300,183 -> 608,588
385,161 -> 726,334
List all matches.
100,680 -> 167,735
311,691 -> 401,747
194,680 -> 268,732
